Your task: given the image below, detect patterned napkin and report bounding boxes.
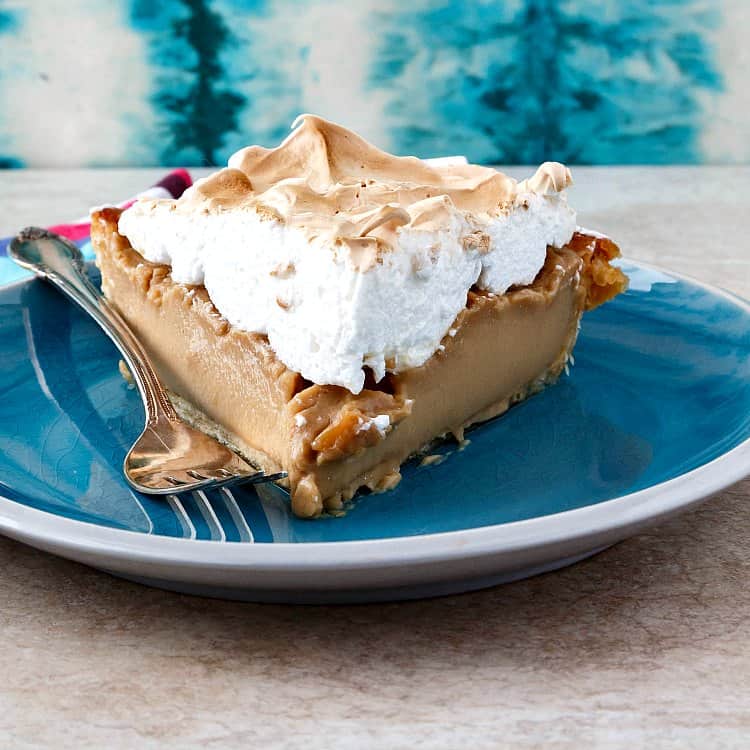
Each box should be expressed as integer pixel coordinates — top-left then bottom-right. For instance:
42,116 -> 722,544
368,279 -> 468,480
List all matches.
0,169 -> 193,286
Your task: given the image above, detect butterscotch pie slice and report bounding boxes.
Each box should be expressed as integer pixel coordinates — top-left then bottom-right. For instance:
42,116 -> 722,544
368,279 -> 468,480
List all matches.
91,115 -> 626,518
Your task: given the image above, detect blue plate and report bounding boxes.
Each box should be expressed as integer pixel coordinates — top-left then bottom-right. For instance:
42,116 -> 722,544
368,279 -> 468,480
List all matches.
1,261 -> 749,602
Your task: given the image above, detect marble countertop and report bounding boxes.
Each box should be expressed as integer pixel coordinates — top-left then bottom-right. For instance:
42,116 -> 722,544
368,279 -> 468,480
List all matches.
1,167 -> 749,748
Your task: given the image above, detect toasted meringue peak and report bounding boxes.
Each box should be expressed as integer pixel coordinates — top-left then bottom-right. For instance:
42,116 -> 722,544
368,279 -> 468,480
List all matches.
156,115 -> 572,260
517,162 -> 573,195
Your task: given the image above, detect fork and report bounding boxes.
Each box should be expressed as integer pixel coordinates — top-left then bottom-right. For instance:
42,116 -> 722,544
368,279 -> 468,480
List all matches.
10,227 -> 285,495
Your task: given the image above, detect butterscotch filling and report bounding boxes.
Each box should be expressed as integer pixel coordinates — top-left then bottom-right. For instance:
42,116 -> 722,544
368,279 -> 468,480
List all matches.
92,208 -> 625,517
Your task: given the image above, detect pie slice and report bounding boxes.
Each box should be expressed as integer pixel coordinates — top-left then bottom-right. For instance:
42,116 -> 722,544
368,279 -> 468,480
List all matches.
91,115 -> 627,517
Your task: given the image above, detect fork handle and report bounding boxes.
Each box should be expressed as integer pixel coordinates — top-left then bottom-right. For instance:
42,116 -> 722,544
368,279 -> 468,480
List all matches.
10,227 -> 178,423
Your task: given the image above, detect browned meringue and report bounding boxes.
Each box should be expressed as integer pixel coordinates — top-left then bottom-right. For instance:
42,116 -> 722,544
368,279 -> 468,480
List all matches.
169,114 -> 573,257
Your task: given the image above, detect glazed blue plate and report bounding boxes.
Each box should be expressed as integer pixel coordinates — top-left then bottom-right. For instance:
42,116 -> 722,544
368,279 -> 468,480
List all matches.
0,261 -> 749,602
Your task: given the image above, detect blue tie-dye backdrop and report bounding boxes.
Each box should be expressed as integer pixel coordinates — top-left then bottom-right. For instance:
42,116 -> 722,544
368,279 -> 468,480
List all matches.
0,0 -> 747,167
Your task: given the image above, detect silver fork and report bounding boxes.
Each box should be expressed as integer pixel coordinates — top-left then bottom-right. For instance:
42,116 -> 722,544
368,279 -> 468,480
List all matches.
10,227 -> 285,495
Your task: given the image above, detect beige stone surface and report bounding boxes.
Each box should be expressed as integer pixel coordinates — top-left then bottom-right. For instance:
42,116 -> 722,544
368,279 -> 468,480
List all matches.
0,167 -> 749,748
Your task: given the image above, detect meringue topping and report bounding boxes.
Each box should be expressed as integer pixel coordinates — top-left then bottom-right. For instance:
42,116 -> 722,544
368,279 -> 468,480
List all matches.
118,115 -> 577,393
172,114 -> 573,269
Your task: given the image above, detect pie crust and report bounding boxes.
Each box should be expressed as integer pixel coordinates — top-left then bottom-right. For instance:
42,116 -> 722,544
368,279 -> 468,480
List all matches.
92,208 -> 626,517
